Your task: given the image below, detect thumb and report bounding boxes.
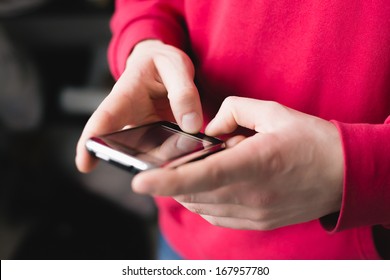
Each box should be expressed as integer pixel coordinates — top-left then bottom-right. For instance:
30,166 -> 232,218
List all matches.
205,96 -> 290,136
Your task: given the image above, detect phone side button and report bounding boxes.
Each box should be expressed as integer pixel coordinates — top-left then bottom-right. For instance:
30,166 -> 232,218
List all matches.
95,152 -> 110,161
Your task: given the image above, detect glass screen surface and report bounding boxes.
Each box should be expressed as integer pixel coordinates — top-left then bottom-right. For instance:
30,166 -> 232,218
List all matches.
103,124 -> 213,162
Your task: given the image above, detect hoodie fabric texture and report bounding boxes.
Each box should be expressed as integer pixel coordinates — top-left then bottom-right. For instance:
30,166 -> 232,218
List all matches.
108,0 -> 390,259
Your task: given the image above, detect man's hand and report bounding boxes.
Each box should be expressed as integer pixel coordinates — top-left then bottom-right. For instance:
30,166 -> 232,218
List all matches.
132,97 -> 344,230
76,40 -> 203,173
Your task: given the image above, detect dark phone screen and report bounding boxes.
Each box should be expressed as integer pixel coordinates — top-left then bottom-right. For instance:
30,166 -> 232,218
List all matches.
102,124 -> 213,162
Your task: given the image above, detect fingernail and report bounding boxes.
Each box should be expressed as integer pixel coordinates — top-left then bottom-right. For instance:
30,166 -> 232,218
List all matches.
182,112 -> 201,133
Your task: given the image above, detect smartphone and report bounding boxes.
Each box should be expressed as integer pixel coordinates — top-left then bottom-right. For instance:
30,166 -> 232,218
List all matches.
86,121 -> 225,174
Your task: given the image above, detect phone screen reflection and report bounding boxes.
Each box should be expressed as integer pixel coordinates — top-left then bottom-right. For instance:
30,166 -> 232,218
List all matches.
104,124 -> 212,162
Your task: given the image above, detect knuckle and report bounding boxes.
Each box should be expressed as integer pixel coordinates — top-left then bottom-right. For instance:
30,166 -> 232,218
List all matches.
258,223 -> 277,231
263,101 -> 292,122
264,100 -> 283,112
157,47 -> 193,71
250,209 -> 271,223
252,220 -> 278,231
177,194 -> 196,203
202,215 -> 221,227
192,205 -> 206,215
222,96 -> 240,108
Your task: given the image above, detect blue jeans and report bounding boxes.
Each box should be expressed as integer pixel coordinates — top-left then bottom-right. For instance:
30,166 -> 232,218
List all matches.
157,233 -> 183,260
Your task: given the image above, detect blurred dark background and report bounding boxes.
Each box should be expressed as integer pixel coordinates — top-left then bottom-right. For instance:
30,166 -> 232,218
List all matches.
0,0 -> 157,259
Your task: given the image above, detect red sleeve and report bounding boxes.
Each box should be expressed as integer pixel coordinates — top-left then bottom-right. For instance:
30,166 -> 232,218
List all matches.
321,116 -> 390,232
108,0 -> 187,80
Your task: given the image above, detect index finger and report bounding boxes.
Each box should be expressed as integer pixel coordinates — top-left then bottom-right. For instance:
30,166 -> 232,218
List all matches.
153,48 -> 203,133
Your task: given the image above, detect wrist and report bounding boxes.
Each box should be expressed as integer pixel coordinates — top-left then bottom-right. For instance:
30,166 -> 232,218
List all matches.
323,120 -> 344,214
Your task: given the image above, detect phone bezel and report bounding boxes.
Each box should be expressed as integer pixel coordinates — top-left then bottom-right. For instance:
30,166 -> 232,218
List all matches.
86,121 -> 225,173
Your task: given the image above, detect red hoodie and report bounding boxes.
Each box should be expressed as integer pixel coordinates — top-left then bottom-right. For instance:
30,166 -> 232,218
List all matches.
108,0 -> 390,259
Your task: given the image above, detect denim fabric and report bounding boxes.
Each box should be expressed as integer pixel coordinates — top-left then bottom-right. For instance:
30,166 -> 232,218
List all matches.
157,233 -> 183,260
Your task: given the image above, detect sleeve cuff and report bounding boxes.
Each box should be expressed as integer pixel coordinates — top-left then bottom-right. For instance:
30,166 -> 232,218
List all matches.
320,120 -> 390,233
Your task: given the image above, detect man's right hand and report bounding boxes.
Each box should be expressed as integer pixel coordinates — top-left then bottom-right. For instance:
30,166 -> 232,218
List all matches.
75,40 -> 203,173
